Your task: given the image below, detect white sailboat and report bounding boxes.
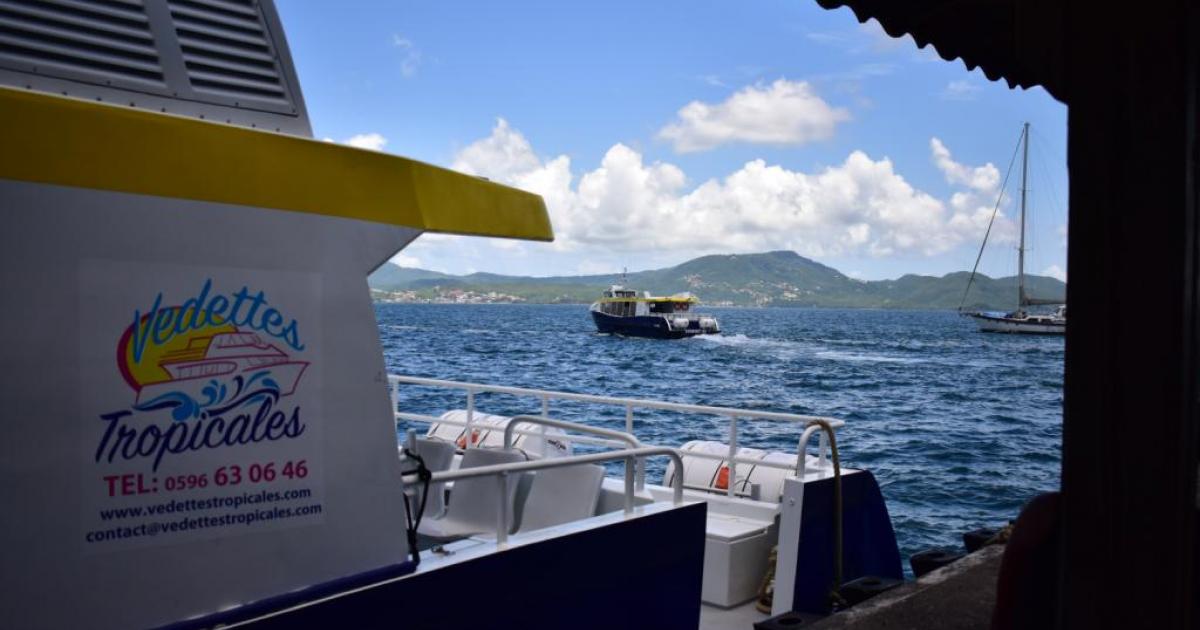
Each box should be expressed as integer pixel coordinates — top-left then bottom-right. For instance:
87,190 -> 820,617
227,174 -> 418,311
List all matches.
963,123 -> 1066,335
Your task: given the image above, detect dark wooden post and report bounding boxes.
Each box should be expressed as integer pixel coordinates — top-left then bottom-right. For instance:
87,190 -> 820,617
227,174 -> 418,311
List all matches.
1059,3 -> 1199,628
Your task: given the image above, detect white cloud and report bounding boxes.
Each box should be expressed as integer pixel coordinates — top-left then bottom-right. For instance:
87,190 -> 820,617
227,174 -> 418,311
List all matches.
392,35 -> 422,78
1042,264 -> 1067,282
339,132 -> 388,151
657,79 -> 850,153
805,31 -> 849,46
929,138 -> 1016,247
805,22 -> 916,55
858,20 -> 912,52
930,138 -> 999,192
489,239 -> 526,254
940,80 -> 982,101
390,252 -> 422,268
576,260 -> 614,275
451,120 -> 1016,260
452,119 -> 542,181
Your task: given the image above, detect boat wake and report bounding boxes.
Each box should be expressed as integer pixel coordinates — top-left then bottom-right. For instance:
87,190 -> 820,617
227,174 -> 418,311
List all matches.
814,350 -> 928,364
694,333 -> 927,364
693,333 -> 799,351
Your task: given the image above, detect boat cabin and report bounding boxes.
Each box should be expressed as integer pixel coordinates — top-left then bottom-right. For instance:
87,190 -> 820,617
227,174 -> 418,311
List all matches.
597,286 -> 698,318
602,287 -> 639,299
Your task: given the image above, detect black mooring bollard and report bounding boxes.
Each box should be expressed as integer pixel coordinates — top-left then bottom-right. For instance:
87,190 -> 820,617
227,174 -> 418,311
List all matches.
963,527 -> 999,553
910,548 -> 964,577
839,575 -> 904,607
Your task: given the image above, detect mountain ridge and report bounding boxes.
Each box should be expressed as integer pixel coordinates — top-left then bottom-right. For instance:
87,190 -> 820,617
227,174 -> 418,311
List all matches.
369,250 -> 1065,310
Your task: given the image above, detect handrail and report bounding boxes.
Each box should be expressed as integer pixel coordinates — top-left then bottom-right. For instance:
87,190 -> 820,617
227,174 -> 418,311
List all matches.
501,415 -> 642,451
503,415 -> 645,493
404,447 -> 685,545
389,374 -> 843,427
411,407 -> 825,472
409,409 -> 829,474
797,424 -> 833,478
397,412 -> 628,449
390,374 -> 845,498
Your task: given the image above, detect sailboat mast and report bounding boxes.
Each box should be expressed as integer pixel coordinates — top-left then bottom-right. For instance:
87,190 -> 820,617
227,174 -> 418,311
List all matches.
1018,122 -> 1029,311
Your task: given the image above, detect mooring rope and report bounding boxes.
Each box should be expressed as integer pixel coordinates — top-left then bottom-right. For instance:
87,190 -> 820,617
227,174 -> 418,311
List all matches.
400,448 -> 432,565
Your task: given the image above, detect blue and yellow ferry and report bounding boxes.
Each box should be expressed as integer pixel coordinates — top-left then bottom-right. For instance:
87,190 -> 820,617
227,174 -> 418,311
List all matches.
590,285 -> 721,338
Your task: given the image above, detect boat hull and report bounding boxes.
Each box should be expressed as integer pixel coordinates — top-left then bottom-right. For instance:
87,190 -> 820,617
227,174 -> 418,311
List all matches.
969,313 -> 1065,335
590,311 -> 717,339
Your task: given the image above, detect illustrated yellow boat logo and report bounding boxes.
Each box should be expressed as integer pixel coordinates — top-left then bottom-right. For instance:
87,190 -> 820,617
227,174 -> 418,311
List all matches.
115,283 -> 309,422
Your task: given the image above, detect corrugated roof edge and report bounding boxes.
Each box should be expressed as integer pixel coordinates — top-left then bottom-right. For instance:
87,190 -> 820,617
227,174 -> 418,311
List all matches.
815,0 -> 1066,103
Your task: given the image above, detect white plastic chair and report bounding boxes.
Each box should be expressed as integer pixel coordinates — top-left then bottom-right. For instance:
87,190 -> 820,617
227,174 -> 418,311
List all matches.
409,437 -> 455,518
516,464 -> 605,533
418,448 -> 528,541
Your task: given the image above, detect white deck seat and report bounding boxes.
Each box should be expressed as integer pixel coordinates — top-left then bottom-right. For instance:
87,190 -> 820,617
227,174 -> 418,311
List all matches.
417,447 -> 528,542
408,437 -> 456,519
515,464 -> 605,533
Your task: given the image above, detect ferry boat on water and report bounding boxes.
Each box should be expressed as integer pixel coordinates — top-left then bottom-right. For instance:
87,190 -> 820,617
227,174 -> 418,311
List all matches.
590,285 -> 721,338
0,3 -> 900,628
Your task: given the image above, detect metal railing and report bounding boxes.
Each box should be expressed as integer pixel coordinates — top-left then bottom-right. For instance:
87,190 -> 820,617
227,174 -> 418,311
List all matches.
502,415 -> 645,495
396,411 -> 630,451
796,423 -> 839,478
404,447 -> 684,545
501,415 -> 641,451
389,374 -> 845,498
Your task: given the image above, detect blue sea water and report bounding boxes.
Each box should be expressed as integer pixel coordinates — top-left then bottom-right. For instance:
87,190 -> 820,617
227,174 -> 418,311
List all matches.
379,303 -> 1063,562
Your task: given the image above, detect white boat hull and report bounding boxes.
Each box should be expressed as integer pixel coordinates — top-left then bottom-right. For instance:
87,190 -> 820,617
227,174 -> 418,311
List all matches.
970,313 -> 1065,335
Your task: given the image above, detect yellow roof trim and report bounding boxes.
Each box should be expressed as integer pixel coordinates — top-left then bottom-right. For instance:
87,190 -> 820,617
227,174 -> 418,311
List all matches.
0,87 -> 553,241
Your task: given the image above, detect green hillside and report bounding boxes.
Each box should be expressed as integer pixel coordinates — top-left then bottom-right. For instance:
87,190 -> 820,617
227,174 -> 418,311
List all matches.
369,265 -> 454,289
368,250 -> 1065,310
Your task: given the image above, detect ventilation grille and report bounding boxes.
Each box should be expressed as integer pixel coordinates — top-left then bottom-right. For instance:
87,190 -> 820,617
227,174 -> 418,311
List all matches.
0,0 -> 166,89
168,0 -> 290,110
0,0 -> 305,130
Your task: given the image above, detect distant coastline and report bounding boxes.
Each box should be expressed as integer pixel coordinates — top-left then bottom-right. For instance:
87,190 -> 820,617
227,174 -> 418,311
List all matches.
369,250 -> 1065,311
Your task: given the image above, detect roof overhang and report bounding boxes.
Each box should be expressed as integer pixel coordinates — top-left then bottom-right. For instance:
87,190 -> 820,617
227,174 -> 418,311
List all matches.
815,0 -> 1067,103
0,86 -> 553,242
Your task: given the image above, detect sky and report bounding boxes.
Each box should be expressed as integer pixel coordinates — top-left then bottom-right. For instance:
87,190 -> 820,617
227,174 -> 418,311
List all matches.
277,1 -> 1068,282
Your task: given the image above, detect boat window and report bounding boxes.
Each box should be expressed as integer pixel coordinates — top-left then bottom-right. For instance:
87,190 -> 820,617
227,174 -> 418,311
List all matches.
604,300 -> 634,316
